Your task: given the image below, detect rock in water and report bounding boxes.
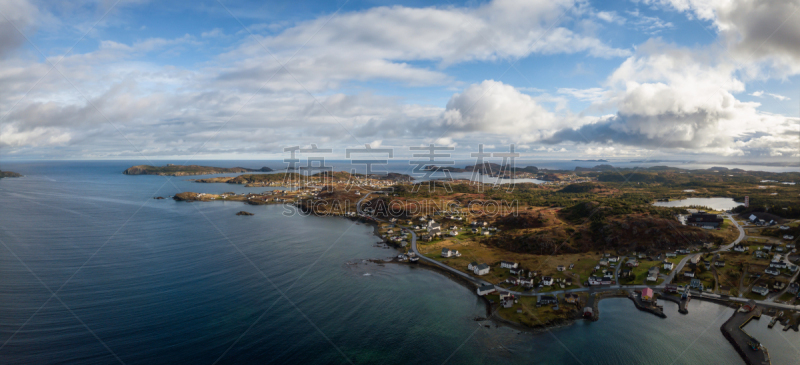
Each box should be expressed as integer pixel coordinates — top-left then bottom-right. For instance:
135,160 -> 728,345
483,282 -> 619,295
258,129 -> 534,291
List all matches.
236,211 -> 254,216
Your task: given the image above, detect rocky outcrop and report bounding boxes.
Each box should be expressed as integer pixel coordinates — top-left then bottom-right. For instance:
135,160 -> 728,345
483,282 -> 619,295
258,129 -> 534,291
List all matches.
173,192 -> 201,201
236,211 -> 254,216
0,170 -> 22,178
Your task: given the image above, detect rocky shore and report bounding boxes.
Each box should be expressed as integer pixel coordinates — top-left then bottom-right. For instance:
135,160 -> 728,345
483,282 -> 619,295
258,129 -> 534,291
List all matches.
0,170 -> 22,178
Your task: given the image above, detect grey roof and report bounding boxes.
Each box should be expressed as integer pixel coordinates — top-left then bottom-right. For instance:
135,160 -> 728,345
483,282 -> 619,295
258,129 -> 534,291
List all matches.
476,264 -> 489,270
478,284 -> 495,291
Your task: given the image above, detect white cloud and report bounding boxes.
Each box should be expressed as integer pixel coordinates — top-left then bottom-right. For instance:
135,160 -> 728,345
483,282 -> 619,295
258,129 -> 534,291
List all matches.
545,40 -> 799,157
643,0 -> 800,77
750,90 -> 790,101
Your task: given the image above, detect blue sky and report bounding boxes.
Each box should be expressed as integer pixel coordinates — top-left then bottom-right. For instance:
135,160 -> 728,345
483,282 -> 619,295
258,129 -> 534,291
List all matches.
1,0 -> 798,161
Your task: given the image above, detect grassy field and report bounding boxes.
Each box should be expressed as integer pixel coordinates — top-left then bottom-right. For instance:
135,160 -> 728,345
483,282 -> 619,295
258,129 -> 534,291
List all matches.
493,294 -> 585,328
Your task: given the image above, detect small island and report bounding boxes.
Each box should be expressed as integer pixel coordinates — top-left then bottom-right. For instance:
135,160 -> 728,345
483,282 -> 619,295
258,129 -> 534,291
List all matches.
236,211 -> 254,216
0,170 -> 22,178
123,164 -> 273,176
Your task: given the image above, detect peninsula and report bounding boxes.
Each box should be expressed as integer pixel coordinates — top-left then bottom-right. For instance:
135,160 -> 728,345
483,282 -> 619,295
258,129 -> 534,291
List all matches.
0,170 -> 22,178
171,164 -> 800,362
123,164 -> 273,176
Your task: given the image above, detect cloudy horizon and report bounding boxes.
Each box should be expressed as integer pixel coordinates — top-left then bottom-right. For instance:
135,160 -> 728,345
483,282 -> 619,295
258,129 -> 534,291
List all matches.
1,0 -> 798,162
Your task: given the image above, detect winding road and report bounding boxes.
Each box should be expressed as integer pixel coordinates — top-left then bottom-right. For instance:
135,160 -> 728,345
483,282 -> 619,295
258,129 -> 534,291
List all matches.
355,193 -> 799,311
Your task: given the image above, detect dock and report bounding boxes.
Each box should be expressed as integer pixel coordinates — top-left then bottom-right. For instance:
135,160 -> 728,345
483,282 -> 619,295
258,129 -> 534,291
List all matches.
720,306 -> 771,365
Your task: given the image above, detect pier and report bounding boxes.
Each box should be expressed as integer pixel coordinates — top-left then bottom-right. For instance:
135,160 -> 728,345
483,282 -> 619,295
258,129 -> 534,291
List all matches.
721,306 -> 771,365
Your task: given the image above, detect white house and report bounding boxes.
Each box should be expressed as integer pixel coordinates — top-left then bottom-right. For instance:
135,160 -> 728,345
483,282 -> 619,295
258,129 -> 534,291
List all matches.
541,276 -> 554,286
609,256 -> 619,263
476,284 -> 496,296
765,268 -> 780,276
500,261 -> 519,269
684,271 -> 695,278
474,264 -> 490,276
665,252 -> 677,258
752,286 -> 769,296
784,235 -> 795,240
441,248 -> 460,258
734,245 -> 747,252
468,262 -> 478,271
663,262 -> 675,270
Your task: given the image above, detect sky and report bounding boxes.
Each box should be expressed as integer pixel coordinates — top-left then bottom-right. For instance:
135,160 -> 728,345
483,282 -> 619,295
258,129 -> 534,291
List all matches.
0,0 -> 798,162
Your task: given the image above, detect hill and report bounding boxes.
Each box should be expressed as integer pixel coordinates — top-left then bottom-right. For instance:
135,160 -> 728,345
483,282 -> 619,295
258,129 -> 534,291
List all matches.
123,164 -> 273,176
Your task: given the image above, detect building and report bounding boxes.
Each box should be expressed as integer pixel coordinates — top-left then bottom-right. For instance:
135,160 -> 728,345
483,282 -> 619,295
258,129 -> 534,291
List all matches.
583,307 -> 594,318
476,284 -> 496,296
474,264 -> 490,276
609,256 -> 619,263
564,293 -> 580,304
541,276 -> 554,286
599,259 -> 608,266
752,286 -> 769,296
788,282 -> 799,295
784,235 -> 795,240
690,278 -> 703,289
468,262 -> 478,271
557,265 -> 565,272
441,248 -> 460,258
686,211 -> 723,229
627,260 -> 639,267
765,268 -> 780,276
665,252 -> 677,258
663,262 -> 674,270
641,287 -> 654,301
500,261 -> 518,269
733,245 -> 748,252
743,299 -> 757,311
665,284 -> 678,293
715,260 -> 726,267
538,295 -> 557,305
770,261 -> 787,269
621,269 -> 632,278
684,271 -> 695,278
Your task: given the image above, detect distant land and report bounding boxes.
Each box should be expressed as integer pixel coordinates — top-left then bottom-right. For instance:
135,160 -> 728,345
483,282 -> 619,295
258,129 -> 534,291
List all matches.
572,159 -> 608,162
123,164 -> 273,176
0,170 -> 22,178
630,160 -> 800,167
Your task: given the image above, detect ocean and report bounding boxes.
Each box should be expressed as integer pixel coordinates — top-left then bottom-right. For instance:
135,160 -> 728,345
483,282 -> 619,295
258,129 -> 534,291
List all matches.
0,160 -> 797,364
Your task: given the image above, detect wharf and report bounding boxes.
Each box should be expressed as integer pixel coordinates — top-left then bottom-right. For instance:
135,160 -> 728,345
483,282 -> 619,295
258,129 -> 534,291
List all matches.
720,306 -> 771,365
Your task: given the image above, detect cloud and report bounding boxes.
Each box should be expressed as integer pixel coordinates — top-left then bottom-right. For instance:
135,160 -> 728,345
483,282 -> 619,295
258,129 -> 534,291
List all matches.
212,0 -> 631,93
544,40 -> 799,157
596,11 -> 625,25
625,9 -> 674,34
750,90 -> 791,101
0,0 -> 38,58
644,0 -> 800,76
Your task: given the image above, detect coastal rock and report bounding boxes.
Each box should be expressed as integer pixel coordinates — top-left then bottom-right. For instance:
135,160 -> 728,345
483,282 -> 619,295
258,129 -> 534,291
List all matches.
236,211 -> 255,216
0,170 -> 22,178
154,196 -> 165,199
173,192 -> 200,201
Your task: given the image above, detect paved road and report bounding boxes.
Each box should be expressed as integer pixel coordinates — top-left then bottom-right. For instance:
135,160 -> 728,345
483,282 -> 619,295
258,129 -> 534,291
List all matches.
357,192 -> 491,288
355,195 -> 800,311
765,254 -> 800,303
718,214 -> 746,251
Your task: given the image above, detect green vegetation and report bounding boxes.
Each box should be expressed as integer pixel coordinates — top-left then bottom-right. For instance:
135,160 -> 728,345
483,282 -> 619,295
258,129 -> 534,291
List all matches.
123,164 -> 271,176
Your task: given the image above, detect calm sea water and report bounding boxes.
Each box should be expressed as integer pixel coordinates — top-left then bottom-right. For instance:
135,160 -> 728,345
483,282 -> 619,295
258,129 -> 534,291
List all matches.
1,161 -> 797,364
653,197 -> 745,211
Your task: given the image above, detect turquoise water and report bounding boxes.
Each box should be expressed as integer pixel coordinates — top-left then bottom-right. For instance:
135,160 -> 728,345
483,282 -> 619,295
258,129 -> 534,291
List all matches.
0,161 -> 796,364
